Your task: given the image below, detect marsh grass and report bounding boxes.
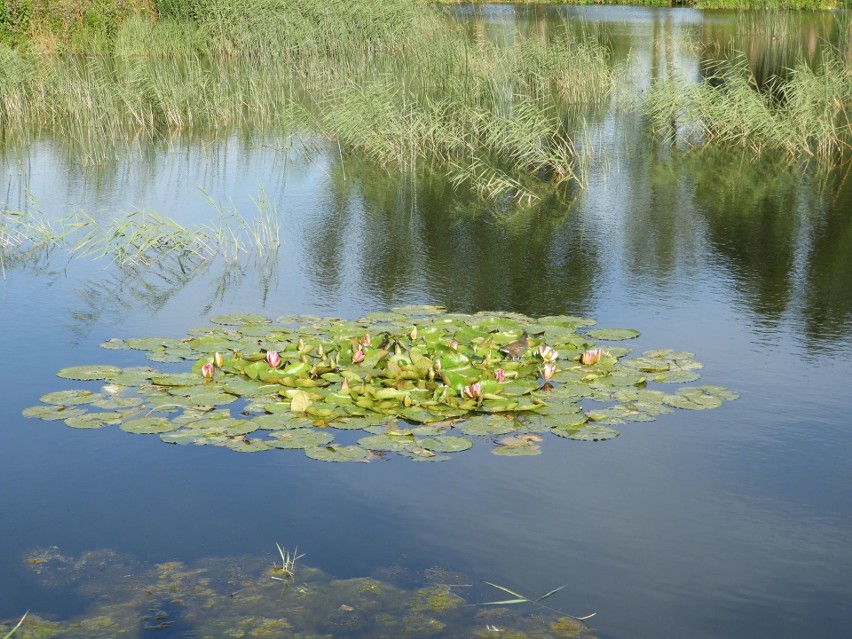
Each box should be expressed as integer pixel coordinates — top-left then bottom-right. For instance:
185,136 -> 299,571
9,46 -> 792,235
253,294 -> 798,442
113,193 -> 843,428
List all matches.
645,52 -> 852,159
0,0 -> 618,199
1,189 -> 281,276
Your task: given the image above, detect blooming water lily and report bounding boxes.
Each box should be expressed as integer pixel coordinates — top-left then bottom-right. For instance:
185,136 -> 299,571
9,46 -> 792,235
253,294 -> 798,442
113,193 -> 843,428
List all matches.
201,363 -> 215,379
580,348 -> 608,366
266,350 -> 281,368
461,382 -> 482,399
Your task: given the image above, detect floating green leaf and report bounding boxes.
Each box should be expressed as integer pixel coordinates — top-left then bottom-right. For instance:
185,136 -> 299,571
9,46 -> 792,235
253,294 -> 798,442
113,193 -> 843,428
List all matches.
210,313 -> 271,326
586,328 -> 640,341
56,365 -> 121,381
304,445 -> 369,462
120,418 -> 177,434
269,430 -> 335,449
418,435 -> 473,453
39,390 -> 100,406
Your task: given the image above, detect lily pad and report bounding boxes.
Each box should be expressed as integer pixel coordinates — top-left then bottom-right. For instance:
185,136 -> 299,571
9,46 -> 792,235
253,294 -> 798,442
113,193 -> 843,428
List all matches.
65,412 -> 124,429
358,434 -> 417,452
22,405 -> 87,421
551,424 -> 620,441
120,417 -> 177,434
304,445 -> 369,462
210,313 -> 271,326
492,443 -> 542,456
418,435 -> 473,453
586,328 -> 640,341
56,365 -> 122,381
39,390 -> 100,406
269,430 -> 335,449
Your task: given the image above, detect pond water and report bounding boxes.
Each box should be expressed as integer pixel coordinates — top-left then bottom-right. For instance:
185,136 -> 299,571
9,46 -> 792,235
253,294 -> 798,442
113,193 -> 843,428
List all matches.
2,5 -> 852,639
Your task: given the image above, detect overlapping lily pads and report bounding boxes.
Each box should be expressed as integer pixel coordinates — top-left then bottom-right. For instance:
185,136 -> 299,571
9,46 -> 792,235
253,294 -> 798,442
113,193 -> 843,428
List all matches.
23,307 -> 737,462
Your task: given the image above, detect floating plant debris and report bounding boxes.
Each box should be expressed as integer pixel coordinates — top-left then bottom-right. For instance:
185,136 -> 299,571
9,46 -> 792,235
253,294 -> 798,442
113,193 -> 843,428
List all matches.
23,307 -> 738,461
8,546 -> 597,639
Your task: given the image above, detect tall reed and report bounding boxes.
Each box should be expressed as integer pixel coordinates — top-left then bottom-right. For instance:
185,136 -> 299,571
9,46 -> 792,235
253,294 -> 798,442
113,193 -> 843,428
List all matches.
645,52 -> 851,160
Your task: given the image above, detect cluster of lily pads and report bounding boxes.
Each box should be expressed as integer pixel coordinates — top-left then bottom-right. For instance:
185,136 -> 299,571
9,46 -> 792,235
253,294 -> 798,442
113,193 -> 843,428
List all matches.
23,307 -> 737,462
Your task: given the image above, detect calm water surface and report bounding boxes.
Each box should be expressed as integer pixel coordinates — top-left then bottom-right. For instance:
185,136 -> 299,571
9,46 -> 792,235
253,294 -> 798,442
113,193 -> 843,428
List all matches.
1,6 -> 851,639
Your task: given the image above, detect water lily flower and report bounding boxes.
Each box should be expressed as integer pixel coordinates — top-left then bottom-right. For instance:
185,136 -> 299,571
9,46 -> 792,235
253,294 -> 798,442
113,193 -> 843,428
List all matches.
580,348 -> 608,366
494,369 -> 506,383
450,339 -> 459,351
539,345 -> 558,363
462,382 -> 482,400
266,350 -> 281,368
352,347 -> 365,364
540,362 -> 556,382
213,351 -> 224,368
341,377 -> 350,391
410,326 -> 418,340
201,363 -> 215,379
361,333 -> 371,347
297,338 -> 305,351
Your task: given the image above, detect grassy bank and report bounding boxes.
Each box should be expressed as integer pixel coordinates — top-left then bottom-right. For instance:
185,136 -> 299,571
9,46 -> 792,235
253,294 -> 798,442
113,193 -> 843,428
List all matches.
432,1 -> 847,9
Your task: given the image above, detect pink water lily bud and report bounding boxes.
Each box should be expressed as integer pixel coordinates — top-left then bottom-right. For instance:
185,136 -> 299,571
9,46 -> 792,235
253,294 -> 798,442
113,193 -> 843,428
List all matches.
494,369 -> 506,383
201,363 -> 215,379
361,333 -> 371,347
213,351 -> 224,368
540,362 -> 556,382
450,339 -> 459,351
352,348 -> 365,364
539,345 -> 558,362
462,382 -> 482,400
341,377 -> 350,391
580,348 -> 607,366
266,350 -> 281,368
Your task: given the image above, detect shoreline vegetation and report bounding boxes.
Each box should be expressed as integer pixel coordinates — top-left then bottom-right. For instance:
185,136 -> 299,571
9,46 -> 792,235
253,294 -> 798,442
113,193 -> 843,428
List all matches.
0,0 -> 850,202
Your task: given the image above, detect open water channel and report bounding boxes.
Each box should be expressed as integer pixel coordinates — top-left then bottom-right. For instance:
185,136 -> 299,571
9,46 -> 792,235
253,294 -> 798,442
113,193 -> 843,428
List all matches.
1,5 -> 851,639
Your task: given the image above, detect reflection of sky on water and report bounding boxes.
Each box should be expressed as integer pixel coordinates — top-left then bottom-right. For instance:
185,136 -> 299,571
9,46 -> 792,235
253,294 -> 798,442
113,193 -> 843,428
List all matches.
2,7 -> 852,639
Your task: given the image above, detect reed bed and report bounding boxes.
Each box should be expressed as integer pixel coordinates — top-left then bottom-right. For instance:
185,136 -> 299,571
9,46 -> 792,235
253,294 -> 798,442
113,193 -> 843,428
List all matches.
0,0 -> 618,199
645,53 -> 852,160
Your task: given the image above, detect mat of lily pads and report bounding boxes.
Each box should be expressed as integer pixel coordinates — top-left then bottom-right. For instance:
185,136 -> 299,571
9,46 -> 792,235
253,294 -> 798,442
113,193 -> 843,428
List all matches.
7,546 -> 596,639
23,307 -> 737,461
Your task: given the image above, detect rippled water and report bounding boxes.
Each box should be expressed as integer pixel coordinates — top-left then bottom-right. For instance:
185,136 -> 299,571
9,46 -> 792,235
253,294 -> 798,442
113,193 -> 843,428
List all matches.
2,6 -> 851,639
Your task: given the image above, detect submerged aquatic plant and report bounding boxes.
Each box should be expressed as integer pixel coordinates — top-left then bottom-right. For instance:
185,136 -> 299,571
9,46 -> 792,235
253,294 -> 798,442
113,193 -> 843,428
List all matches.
16,545 -> 598,638
23,307 -> 738,462
1,612 -> 27,639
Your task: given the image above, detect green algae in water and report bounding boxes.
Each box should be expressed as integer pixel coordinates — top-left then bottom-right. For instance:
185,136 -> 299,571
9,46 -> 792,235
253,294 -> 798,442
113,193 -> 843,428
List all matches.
22,308 -> 737,462
10,546 -> 597,639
